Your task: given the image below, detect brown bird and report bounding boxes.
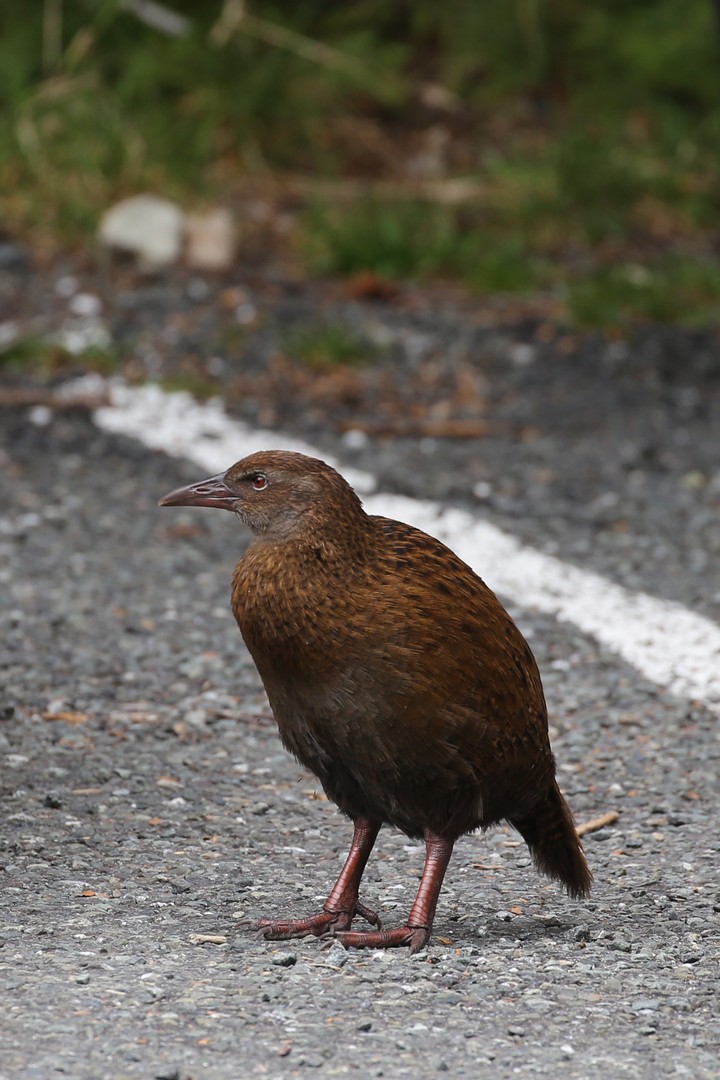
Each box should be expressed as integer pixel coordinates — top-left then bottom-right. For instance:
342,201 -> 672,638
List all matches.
160,451 -> 591,953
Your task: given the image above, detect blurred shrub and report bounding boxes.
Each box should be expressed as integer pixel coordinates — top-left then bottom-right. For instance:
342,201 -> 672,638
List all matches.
1,0 -> 719,325
304,201 -> 546,292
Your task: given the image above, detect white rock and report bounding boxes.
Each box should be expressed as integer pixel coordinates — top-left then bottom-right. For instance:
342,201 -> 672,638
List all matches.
68,293 -> 102,317
28,405 -> 52,427
509,342 -> 535,366
184,207 -> 237,270
98,194 -> 184,269
55,274 -> 79,297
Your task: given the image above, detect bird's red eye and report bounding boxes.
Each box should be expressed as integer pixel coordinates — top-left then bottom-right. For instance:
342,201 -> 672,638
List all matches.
252,474 -> 268,491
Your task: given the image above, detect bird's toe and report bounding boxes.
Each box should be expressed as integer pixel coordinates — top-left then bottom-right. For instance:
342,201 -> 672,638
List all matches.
332,924 -> 430,952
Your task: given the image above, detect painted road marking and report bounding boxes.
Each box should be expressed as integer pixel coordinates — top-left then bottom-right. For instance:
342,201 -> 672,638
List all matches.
93,380 -> 720,714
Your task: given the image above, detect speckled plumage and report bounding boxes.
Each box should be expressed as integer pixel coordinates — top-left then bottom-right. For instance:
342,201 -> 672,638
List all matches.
160,450 -> 590,952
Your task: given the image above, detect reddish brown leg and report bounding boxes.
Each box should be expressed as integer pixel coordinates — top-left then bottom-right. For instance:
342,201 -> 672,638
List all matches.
256,817 -> 381,941
332,830 -> 454,954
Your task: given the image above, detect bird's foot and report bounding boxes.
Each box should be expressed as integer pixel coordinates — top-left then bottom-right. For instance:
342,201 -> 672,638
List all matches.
331,924 -> 430,954
255,901 -> 381,942
255,911 -> 339,941
354,900 -> 382,927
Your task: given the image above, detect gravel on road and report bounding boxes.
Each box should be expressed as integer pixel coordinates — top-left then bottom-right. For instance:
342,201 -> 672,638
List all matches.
1,402 -> 719,1079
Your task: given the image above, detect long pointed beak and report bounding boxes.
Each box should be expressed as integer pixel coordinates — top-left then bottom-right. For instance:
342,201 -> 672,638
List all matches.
159,472 -> 237,512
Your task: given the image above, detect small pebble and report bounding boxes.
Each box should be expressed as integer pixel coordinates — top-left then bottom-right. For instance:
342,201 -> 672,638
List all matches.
271,951 -> 297,967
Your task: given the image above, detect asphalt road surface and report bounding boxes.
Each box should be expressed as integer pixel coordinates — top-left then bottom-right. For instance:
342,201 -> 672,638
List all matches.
1,288 -> 719,1079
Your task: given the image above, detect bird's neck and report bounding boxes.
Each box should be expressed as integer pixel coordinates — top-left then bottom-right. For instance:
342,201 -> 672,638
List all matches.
231,523 -> 375,688
250,506 -> 375,563
233,516 -> 376,613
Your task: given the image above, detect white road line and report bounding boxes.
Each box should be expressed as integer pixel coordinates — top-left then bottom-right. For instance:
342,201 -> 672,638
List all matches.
93,380 -> 720,714
94,379 -> 376,493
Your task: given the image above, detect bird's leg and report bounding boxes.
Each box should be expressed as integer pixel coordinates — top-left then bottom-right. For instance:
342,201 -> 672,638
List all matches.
256,817 -> 381,941
332,830 -> 454,954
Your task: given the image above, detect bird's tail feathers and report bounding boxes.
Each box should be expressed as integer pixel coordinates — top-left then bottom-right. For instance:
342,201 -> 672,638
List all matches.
510,780 -> 592,898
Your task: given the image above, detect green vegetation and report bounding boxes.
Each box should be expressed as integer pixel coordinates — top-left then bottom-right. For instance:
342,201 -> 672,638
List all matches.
567,259 -> 720,328
2,1 -> 720,327
0,335 -> 118,374
159,374 -> 220,399
304,203 -> 546,293
284,323 -> 375,370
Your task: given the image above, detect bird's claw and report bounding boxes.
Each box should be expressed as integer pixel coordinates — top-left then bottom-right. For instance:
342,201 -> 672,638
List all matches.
254,899 -> 381,942
255,913 -> 334,940
355,900 -> 382,928
331,924 -> 430,953
318,931 -> 345,951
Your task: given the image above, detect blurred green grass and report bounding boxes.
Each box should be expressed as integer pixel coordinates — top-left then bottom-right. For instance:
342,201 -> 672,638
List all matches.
2,0 -> 720,327
284,322 -> 376,370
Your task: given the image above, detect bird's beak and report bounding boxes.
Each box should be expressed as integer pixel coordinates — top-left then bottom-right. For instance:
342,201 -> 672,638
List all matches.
159,472 -> 237,512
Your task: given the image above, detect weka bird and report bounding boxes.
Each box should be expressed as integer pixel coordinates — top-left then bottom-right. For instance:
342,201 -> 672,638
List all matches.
160,451 -> 590,953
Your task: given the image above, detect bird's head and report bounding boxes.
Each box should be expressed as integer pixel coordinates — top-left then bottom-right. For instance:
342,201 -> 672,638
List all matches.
159,450 -> 364,541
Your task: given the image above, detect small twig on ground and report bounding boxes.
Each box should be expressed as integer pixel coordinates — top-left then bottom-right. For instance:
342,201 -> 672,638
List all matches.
243,173 -> 487,206
576,811 -> 620,837
0,388 -> 109,410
